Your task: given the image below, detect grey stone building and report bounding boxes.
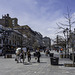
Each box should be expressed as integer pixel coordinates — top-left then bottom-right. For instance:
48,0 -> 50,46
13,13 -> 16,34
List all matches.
0,25 -> 22,53
43,36 -> 51,50
0,14 -> 18,28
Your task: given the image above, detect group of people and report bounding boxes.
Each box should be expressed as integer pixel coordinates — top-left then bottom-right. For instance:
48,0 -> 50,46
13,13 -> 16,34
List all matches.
15,48 -> 41,63
15,48 -> 31,63
34,49 -> 41,63
45,49 -> 50,56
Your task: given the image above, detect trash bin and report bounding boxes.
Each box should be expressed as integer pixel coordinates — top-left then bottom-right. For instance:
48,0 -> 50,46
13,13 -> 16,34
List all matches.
70,53 -> 75,62
50,57 -> 59,65
6,54 -> 12,58
70,53 -> 72,60
49,53 -> 54,57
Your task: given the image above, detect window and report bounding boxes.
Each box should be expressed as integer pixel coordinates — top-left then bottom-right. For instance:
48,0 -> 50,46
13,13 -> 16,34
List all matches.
12,20 -> 15,26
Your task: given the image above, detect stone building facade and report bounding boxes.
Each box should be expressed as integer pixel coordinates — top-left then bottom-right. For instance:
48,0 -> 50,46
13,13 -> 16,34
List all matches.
0,14 -> 18,28
0,14 -> 51,51
43,36 -> 51,50
0,25 -> 22,53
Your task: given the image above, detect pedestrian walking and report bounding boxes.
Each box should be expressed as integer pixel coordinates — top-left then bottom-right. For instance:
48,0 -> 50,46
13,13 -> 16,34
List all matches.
20,50 -> 25,63
23,47 -> 27,58
36,49 -> 41,63
27,50 -> 31,62
45,49 -> 50,56
33,51 -> 37,60
15,48 -> 21,63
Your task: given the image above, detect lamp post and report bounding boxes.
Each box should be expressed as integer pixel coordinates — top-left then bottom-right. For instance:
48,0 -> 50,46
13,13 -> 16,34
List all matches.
63,28 -> 69,58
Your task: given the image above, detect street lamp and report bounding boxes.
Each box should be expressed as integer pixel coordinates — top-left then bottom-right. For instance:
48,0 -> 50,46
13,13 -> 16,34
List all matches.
63,28 -> 69,58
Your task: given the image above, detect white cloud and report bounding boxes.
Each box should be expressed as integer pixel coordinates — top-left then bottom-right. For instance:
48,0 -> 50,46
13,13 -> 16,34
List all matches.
47,28 -> 53,31
0,0 -> 75,39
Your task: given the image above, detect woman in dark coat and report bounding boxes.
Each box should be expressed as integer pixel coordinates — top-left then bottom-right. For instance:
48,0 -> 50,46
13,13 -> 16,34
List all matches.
36,50 -> 41,63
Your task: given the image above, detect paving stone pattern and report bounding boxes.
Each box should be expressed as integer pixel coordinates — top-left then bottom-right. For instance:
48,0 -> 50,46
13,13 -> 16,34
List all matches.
0,51 -> 75,75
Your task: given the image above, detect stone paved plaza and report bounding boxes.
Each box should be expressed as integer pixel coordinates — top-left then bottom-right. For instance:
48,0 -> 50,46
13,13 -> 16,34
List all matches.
0,51 -> 75,75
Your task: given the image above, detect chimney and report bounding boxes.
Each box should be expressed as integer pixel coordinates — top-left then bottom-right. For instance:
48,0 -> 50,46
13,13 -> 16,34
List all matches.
7,14 -> 9,17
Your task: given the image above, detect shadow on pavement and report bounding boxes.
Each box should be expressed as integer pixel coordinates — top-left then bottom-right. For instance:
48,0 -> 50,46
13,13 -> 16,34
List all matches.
40,62 -> 47,63
32,62 -> 47,63
23,62 -> 32,65
51,64 -> 64,66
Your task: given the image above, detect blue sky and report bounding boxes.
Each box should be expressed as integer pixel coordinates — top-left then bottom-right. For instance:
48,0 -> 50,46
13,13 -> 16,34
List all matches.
0,0 -> 75,39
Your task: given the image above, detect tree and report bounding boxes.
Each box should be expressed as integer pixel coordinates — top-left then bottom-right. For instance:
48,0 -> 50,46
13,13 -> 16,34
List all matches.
54,35 -> 66,48
57,7 -> 75,32
57,7 -> 75,64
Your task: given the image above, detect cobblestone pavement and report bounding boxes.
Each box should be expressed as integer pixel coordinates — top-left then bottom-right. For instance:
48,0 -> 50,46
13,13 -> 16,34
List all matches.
0,51 -> 75,75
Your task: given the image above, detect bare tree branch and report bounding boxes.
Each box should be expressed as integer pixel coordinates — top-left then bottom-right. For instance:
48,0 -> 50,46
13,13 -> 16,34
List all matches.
58,22 -> 69,26
71,21 -> 75,25
56,23 -> 65,29
55,30 -> 63,34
